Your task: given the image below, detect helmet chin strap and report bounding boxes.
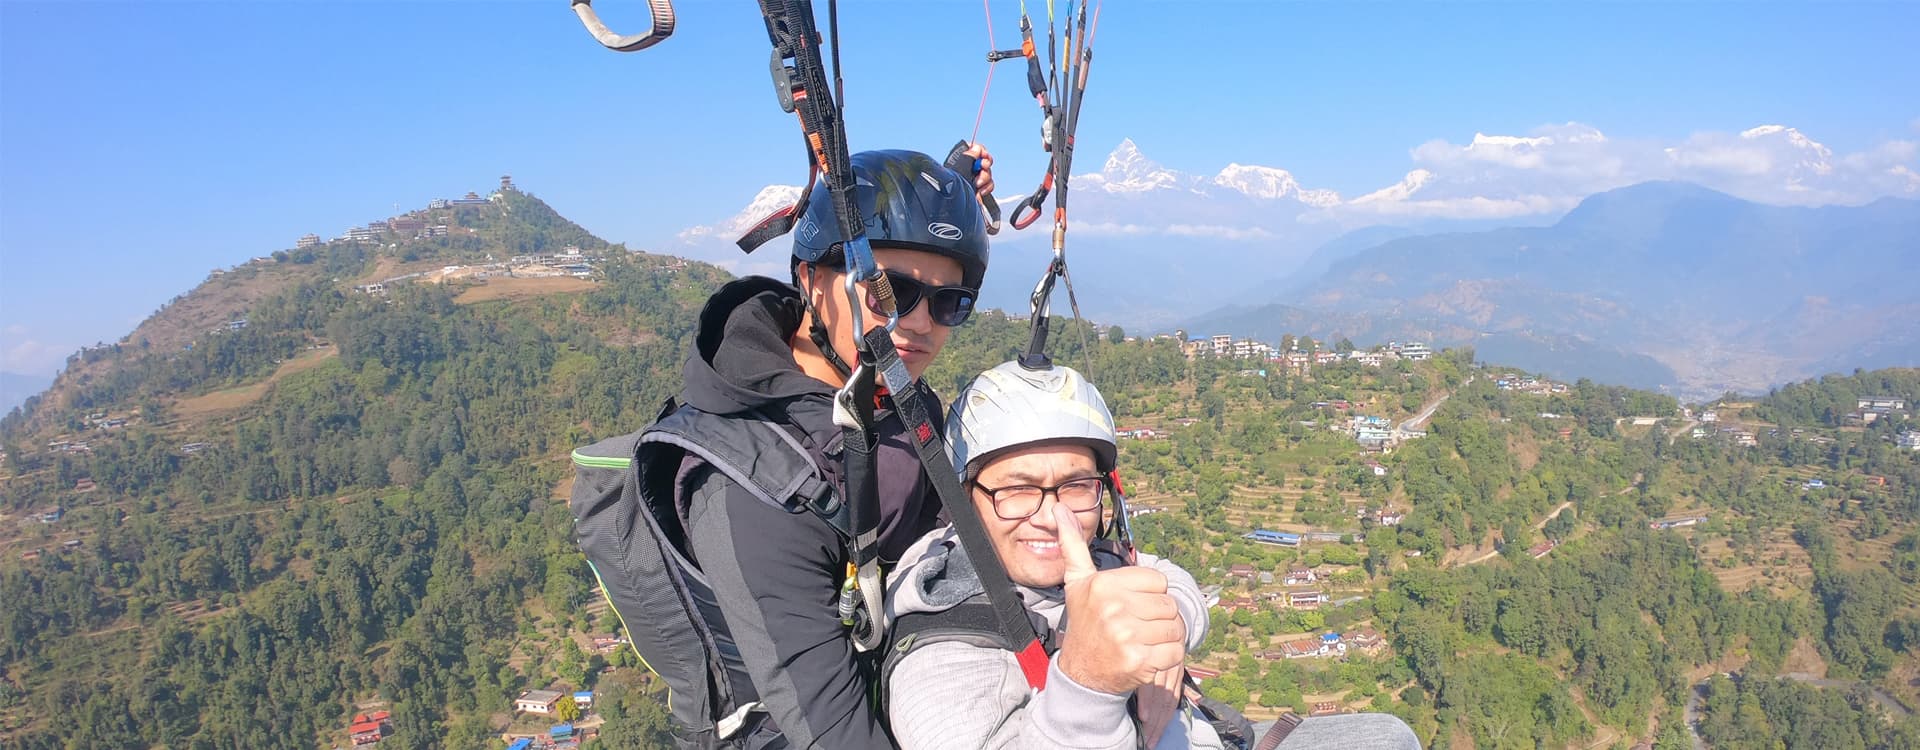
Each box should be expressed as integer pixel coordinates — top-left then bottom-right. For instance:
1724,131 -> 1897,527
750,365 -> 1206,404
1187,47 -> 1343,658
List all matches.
803,265 -> 855,380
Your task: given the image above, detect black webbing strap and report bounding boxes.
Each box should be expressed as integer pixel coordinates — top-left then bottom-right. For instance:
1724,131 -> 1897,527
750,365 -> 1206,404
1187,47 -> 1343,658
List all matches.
757,0 -> 881,289
837,363 -> 886,651
861,326 -> 1051,689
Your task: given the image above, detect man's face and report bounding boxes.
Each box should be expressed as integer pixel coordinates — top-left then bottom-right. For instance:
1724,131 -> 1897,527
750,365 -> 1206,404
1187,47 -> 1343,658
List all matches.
971,444 -> 1105,589
806,247 -> 964,381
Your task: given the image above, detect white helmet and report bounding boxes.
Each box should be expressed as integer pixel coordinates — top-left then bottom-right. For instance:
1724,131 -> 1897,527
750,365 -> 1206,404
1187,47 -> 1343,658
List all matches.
946,361 -> 1117,479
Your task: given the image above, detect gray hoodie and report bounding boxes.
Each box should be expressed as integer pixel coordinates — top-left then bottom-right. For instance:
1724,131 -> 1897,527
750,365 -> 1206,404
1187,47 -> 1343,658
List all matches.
884,527 -> 1224,750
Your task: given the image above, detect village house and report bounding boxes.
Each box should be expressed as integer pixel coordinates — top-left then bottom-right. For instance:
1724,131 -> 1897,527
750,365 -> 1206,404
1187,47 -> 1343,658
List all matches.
1528,540 -> 1557,559
1348,627 -> 1386,655
1283,565 -> 1316,586
1227,563 -> 1258,581
296,233 -> 322,249
1245,529 -> 1301,547
1310,701 -> 1342,717
515,689 -> 565,715
1649,515 -> 1707,530
1285,588 -> 1328,610
1371,509 -> 1406,527
1116,426 -> 1158,440
1355,427 -> 1394,450
1859,397 -> 1906,411
1364,461 -> 1388,477
1281,633 -> 1347,660
1898,431 -> 1920,451
572,691 -> 594,710
74,478 -> 96,492
589,633 -> 626,654
348,711 -> 390,746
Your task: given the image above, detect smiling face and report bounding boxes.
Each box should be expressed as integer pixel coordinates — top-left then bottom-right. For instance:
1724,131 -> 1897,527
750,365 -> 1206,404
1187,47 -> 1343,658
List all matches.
971,443 -> 1105,589
802,246 -> 963,382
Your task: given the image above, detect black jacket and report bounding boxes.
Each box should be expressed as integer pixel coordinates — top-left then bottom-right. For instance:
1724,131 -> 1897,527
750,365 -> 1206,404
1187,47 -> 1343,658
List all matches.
678,276 -> 943,749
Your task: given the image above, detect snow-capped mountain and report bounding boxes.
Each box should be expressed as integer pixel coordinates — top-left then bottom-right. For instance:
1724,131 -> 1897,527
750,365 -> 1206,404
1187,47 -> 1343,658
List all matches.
1212,163 -> 1344,206
676,184 -> 804,244
1075,138 -> 1343,206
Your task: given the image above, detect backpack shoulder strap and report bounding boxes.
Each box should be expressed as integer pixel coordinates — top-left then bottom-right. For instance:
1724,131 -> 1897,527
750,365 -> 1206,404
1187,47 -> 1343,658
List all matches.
639,404 -> 848,539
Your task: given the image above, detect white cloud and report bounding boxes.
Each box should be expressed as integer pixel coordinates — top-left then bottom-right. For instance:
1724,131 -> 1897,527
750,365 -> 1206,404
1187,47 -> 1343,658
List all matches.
2,337 -> 68,376
1341,194 -> 1576,220
1362,121 -> 1920,218
669,122 -> 1920,240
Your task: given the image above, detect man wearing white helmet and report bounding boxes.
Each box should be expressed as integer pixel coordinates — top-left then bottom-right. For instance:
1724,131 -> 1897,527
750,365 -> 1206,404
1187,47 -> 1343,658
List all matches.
883,361 -> 1422,750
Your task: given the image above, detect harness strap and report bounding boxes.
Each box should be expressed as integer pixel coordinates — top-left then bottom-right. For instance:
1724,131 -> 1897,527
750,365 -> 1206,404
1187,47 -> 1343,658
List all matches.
837,362 -> 886,652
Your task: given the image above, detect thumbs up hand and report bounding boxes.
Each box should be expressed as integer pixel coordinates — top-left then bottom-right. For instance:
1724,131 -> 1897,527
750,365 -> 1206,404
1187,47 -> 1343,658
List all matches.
1052,503 -> 1188,695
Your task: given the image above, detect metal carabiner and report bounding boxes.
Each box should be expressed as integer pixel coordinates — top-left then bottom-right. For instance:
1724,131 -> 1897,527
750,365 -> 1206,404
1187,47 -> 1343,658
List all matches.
571,0 -> 676,52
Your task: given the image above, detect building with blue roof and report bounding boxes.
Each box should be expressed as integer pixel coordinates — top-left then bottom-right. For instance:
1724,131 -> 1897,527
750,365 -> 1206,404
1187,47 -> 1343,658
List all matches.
506,739 -> 532,750
550,722 -> 574,739
1245,529 -> 1301,547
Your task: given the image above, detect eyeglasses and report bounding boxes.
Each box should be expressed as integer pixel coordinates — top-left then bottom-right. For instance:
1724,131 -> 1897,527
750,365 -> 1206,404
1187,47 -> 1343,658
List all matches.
973,475 -> 1108,521
863,270 -> 977,327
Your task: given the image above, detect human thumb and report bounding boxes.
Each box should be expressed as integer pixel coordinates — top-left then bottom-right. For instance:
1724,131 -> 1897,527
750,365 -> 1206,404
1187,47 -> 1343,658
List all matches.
1054,502 -> 1097,584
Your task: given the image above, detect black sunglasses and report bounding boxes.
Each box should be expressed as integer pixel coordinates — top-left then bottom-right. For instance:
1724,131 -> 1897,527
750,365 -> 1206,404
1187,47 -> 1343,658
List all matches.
864,270 -> 977,327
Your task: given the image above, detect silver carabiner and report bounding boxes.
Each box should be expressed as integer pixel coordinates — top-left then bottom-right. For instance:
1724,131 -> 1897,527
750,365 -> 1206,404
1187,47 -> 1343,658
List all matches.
571,0 -> 676,53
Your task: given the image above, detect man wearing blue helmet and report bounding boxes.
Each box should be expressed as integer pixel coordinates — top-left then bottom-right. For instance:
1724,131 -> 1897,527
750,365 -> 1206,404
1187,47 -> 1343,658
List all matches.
667,147 -> 992,748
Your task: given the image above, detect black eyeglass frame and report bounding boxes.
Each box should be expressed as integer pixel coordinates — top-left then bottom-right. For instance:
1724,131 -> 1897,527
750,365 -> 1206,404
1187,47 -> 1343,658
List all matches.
862,270 -> 978,327
970,474 -> 1111,521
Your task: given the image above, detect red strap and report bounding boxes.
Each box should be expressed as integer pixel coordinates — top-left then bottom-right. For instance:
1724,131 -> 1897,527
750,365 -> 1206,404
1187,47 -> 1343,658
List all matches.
1014,639 -> 1050,690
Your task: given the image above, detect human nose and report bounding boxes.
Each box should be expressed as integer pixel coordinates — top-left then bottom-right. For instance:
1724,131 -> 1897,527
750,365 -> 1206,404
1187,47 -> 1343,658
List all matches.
1026,493 -> 1062,530
895,293 -> 935,334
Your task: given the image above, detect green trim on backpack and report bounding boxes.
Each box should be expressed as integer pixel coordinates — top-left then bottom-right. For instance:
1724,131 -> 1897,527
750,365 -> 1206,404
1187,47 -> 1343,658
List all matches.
570,449 -> 631,470
586,560 -> 672,712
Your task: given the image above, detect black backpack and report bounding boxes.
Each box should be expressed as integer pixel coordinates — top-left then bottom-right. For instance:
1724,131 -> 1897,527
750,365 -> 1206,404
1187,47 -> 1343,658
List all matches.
569,400 -> 848,749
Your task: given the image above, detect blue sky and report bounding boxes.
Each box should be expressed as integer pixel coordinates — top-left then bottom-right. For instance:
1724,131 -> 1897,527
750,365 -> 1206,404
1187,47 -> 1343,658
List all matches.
2,0 -> 1916,377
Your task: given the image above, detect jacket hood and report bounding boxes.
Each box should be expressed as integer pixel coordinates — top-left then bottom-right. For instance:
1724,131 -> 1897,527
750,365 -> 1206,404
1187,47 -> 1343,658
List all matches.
886,527 -> 1067,630
681,276 -> 834,416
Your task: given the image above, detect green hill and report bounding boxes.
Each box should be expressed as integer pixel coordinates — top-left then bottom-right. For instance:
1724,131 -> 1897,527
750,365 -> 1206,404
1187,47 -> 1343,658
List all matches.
2,190 -> 1916,749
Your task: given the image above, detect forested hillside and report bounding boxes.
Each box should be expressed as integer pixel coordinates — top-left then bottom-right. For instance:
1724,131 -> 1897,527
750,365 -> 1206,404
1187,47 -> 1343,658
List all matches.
2,190 -> 1916,749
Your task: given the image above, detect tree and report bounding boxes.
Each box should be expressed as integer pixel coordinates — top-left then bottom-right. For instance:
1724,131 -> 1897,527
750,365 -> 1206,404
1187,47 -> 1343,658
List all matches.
555,694 -> 582,722
1107,325 -> 1126,344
